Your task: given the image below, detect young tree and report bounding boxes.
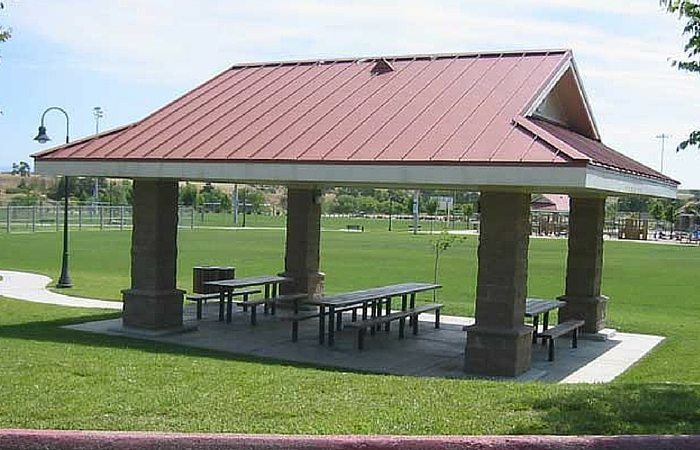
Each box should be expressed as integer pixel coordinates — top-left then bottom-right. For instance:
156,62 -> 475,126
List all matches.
430,232 -> 466,301
662,0 -> 700,149
0,2 -> 10,45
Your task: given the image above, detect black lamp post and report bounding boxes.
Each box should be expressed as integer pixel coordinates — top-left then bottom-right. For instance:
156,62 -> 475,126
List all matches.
34,107 -> 73,288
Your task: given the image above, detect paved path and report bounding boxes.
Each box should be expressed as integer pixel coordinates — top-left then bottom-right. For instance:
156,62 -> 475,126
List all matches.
0,270 -> 121,310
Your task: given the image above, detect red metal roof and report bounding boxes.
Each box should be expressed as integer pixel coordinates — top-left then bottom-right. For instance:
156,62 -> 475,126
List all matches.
33,49 -> 677,185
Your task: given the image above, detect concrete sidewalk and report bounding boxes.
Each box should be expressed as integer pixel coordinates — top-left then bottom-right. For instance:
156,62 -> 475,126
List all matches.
0,270 -> 121,310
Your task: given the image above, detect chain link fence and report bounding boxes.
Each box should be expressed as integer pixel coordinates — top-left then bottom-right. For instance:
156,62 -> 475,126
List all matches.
0,204 -> 200,233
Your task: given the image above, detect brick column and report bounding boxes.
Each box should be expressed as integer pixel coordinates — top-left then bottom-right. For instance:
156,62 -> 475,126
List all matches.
279,187 -> 324,299
465,192 -> 533,376
122,179 -> 184,330
558,196 -> 608,333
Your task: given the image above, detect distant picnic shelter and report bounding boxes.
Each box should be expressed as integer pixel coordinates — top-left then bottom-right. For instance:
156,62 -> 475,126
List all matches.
34,49 -> 678,377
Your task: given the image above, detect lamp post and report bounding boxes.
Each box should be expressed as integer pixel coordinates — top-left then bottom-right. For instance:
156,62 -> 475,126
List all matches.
92,107 -> 104,207
655,133 -> 671,174
34,107 -> 73,288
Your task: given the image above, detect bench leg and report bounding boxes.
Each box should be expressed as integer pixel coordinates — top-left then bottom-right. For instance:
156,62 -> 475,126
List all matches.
384,298 -> 392,332
271,299 -> 276,316
328,307 -> 336,346
412,313 -> 419,335
292,321 -> 299,342
435,309 -> 440,329
251,305 -> 257,326
548,338 -> 555,361
352,308 -> 357,322
226,297 -> 233,324
196,300 -> 202,320
336,311 -> 343,331
572,328 -> 578,348
542,312 -> 550,346
399,317 -> 405,339
219,292 -> 225,321
531,315 -> 539,343
319,306 -> 326,345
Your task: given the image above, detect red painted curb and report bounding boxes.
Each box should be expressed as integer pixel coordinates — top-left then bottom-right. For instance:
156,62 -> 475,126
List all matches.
0,430 -> 699,450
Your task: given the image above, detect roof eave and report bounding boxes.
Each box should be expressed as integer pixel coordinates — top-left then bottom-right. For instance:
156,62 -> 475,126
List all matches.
34,159 -> 675,197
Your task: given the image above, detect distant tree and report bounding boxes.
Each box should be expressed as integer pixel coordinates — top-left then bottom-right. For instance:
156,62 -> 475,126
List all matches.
617,195 -> 650,213
0,2 -> 10,45
199,183 -> 232,212
179,182 -> 199,206
11,161 -> 30,176
661,0 -> 700,150
243,188 -> 265,213
649,199 -> 667,221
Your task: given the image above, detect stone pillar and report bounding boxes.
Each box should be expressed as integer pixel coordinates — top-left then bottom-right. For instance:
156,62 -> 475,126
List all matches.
279,187 -> 325,299
122,179 -> 184,330
558,196 -> 608,333
465,192 -> 533,377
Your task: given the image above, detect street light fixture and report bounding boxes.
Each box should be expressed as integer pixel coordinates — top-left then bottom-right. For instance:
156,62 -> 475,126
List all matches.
92,107 -> 104,207
34,106 -> 73,288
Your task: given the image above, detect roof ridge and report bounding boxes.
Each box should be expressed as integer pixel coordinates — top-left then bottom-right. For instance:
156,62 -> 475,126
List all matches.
227,48 -> 572,70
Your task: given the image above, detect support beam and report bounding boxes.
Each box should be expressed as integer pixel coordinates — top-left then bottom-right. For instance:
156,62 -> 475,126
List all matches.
558,196 -> 608,333
122,179 -> 184,330
465,192 -> 533,376
279,187 -> 324,300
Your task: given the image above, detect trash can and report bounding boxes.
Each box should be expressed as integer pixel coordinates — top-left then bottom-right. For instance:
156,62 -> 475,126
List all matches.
193,266 -> 235,294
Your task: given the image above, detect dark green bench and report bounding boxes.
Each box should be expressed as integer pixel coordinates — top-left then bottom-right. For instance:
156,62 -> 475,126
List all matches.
540,320 -> 585,361
185,292 -> 219,320
345,303 -> 443,350
231,293 -> 307,326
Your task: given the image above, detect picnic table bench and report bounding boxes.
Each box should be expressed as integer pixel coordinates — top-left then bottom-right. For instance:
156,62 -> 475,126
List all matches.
540,319 -> 585,361
345,224 -> 364,232
206,275 -> 300,324
525,298 -> 566,344
305,282 -> 442,347
345,303 -> 443,350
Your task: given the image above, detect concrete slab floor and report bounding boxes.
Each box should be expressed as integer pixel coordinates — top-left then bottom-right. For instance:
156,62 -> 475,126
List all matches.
65,303 -> 664,383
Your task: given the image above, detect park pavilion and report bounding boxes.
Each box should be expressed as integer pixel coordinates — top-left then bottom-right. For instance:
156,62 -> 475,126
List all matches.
33,49 -> 678,377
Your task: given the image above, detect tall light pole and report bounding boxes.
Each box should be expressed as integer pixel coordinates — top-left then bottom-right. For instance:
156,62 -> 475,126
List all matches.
92,107 -> 104,207
34,107 -> 73,288
656,133 -> 671,174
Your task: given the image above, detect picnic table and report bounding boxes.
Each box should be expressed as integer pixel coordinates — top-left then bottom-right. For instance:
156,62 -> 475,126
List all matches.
306,282 -> 441,346
207,275 -> 293,323
525,298 -> 566,343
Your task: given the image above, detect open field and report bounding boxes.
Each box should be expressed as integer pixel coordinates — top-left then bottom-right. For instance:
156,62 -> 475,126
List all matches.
0,228 -> 699,433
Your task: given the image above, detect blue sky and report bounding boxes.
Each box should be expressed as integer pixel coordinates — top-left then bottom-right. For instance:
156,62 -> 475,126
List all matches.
1,0 -> 699,188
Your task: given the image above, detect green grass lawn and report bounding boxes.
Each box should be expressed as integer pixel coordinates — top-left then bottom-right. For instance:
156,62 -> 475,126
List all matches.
0,228 -> 699,433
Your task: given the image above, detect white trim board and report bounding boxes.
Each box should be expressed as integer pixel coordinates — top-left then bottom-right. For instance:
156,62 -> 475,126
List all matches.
35,160 -> 677,198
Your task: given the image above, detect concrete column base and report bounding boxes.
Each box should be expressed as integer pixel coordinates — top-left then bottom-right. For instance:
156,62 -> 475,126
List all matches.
464,325 -> 533,377
557,294 -> 608,333
122,288 -> 185,330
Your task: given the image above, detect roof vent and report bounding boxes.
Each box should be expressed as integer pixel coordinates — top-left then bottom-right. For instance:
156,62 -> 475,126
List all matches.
371,58 -> 394,75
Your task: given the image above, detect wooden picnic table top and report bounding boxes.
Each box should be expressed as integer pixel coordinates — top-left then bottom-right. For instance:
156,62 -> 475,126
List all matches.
308,282 -> 441,307
206,275 -> 292,290
525,298 -> 566,316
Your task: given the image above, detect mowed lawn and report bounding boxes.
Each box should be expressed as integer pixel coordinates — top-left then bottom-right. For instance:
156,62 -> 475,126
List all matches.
0,227 -> 699,433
